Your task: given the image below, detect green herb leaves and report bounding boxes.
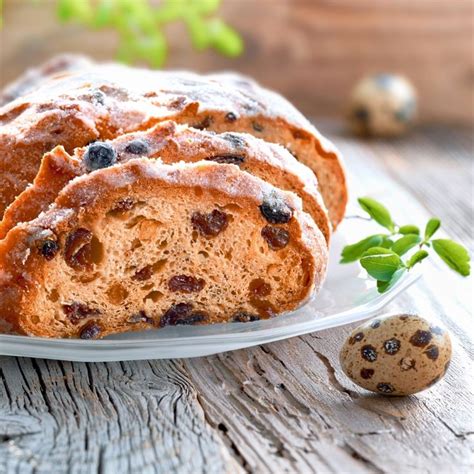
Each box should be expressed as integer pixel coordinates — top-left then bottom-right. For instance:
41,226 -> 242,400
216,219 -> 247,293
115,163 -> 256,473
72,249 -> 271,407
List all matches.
407,250 -> 428,268
432,239 -> 471,276
341,197 -> 471,292
391,234 -> 421,256
399,225 -> 420,235
358,197 -> 395,232
424,218 -> 441,240
360,248 -> 402,281
4,0 -> 244,67
340,234 -> 384,263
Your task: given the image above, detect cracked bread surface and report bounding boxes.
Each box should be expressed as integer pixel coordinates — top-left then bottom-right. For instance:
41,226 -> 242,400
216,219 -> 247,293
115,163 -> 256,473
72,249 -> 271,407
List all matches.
0,56 -> 347,228
0,160 -> 327,338
0,121 -> 331,244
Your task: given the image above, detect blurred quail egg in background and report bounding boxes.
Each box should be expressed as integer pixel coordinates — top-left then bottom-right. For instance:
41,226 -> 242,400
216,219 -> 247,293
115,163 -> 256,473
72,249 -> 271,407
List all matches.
348,74 -> 417,137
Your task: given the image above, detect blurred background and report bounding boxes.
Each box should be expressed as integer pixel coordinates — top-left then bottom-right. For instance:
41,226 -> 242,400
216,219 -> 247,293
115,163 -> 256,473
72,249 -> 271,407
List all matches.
1,0 -> 473,125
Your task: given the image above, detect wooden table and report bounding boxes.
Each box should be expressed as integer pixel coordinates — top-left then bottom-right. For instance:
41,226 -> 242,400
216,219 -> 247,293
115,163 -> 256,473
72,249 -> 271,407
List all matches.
0,122 -> 472,473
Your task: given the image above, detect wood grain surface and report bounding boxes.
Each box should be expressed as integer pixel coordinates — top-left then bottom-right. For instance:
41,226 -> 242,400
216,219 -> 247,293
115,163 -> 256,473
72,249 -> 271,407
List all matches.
1,0 -> 473,125
0,124 -> 473,473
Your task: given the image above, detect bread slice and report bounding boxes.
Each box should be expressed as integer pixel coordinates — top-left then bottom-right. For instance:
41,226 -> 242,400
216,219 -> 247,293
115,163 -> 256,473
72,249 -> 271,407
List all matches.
0,56 -> 347,228
0,122 -> 331,244
0,160 -> 327,338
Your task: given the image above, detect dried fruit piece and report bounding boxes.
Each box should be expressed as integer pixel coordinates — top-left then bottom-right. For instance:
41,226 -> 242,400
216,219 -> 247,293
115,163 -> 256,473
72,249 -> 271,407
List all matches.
39,239 -> 60,260
261,226 -> 290,250
206,155 -> 245,165
159,303 -> 208,327
80,322 -> 102,339
64,228 -> 102,271
168,275 -> 205,293
232,312 -> 260,323
221,133 -> 246,149
124,139 -> 150,155
259,195 -> 293,224
191,210 -> 229,238
83,142 -> 117,171
133,265 -> 153,281
63,302 -> 101,324
225,112 -> 238,122
249,278 -> 271,298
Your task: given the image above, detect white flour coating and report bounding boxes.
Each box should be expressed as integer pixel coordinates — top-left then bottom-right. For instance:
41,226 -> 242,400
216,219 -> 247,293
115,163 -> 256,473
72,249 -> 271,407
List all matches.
0,58 -> 338,157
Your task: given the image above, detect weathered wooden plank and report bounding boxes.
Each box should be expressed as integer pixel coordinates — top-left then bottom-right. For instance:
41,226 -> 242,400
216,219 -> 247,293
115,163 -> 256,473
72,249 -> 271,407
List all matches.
0,125 -> 472,473
0,358 -> 242,473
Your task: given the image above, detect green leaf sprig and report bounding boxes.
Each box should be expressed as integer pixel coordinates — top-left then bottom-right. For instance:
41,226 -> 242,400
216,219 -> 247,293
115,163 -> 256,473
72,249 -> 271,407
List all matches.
1,0 -> 243,67
341,197 -> 471,292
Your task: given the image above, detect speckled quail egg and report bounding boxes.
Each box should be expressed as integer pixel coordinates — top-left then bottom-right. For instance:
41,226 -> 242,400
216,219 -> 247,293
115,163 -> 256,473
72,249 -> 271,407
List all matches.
340,314 -> 451,396
349,74 -> 417,137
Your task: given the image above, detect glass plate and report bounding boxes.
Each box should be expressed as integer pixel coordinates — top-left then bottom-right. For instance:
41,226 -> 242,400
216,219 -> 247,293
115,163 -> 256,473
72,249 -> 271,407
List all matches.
0,224 -> 420,362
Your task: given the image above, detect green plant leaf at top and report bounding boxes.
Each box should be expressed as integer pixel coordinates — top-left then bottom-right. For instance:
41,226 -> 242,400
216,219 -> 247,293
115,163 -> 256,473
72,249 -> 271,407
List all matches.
391,234 -> 422,256
358,197 -> 395,231
340,234 -> 384,263
399,225 -> 420,235
192,0 -> 221,14
432,239 -> 471,276
377,267 -> 407,293
207,18 -> 244,56
2,0 -> 244,66
424,218 -> 441,240
360,247 -> 403,281
407,250 -> 429,269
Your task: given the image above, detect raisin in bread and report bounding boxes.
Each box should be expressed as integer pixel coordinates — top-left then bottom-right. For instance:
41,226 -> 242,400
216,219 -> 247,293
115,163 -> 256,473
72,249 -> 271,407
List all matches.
0,121 -> 331,243
0,56 -> 347,228
0,159 -> 327,338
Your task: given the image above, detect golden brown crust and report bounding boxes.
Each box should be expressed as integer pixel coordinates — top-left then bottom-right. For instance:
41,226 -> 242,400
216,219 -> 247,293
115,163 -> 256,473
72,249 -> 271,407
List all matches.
0,160 -> 327,338
0,147 -> 81,239
0,57 -> 347,228
0,121 -> 331,244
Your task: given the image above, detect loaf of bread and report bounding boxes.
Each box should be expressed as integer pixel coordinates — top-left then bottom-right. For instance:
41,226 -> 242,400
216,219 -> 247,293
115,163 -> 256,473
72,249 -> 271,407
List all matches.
0,121 -> 331,243
0,56 -> 347,229
0,159 -> 327,338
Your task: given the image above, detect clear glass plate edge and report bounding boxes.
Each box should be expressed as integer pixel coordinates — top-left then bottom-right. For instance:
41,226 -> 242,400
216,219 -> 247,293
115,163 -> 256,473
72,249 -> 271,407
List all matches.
0,273 -> 421,361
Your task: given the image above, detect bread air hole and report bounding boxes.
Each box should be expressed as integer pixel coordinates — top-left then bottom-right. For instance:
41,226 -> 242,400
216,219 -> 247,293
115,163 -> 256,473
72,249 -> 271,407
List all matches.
47,288 -> 60,303
137,219 -> 163,241
89,236 -> 104,265
222,203 -> 242,213
131,238 -> 142,250
144,290 -> 163,303
73,272 -> 101,284
107,283 -> 129,305
152,259 -> 167,272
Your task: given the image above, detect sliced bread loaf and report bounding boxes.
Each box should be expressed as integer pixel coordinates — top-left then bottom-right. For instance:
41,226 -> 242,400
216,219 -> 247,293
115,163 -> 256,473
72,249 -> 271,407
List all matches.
0,160 -> 327,338
0,57 -> 347,228
0,122 -> 331,243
